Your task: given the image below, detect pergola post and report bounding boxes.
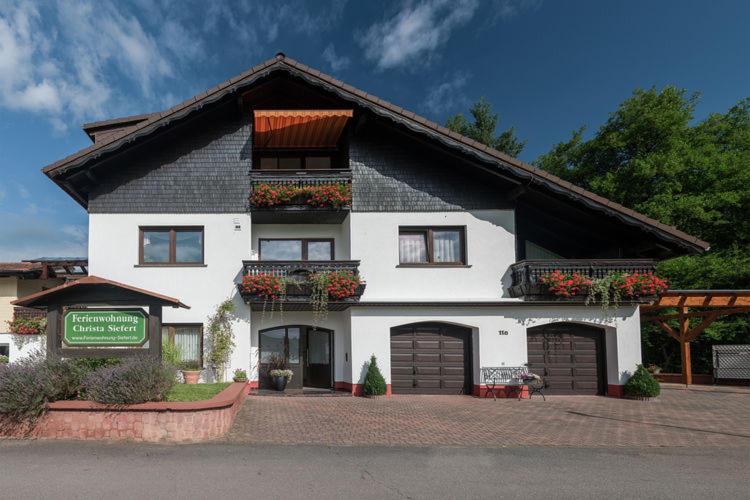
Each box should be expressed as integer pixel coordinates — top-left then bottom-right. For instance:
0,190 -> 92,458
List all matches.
643,290 -> 750,387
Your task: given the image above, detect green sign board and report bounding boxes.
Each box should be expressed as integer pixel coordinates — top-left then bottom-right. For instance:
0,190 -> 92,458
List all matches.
63,310 -> 148,347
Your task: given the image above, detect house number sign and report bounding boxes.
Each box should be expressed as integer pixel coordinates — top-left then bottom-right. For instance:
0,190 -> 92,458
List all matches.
63,309 -> 148,347
498,330 -> 509,335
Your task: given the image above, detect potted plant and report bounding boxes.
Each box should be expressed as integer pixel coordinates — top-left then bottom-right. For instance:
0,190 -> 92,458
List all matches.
266,353 -> 292,391
233,369 -> 248,383
179,361 -> 203,384
269,369 -> 293,391
646,363 -> 662,375
624,365 -> 661,400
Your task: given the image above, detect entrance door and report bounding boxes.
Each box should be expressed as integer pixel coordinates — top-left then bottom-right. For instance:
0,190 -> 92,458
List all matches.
526,323 -> 606,395
259,325 -> 333,390
305,328 -> 332,389
390,323 -> 472,394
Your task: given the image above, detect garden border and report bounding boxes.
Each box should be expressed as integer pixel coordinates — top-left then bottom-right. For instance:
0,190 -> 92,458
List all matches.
1,382 -> 247,443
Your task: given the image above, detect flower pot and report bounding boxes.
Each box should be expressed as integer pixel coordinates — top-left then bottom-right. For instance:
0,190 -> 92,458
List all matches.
233,377 -> 248,383
182,370 -> 202,384
273,375 -> 287,391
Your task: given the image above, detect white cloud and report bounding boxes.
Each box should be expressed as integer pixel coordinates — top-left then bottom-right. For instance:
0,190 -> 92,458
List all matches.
490,0 -> 542,22
0,1 -> 200,129
424,72 -> 470,114
359,0 -> 478,70
322,43 -> 350,72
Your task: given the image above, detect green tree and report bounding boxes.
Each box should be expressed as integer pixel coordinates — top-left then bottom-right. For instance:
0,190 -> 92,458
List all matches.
446,97 -> 526,157
535,87 -> 750,373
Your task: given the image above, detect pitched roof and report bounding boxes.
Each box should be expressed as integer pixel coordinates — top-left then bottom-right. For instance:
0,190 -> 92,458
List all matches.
11,275 -> 189,309
42,53 -> 710,253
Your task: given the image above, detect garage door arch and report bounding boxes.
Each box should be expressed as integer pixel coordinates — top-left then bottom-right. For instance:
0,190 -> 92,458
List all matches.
527,322 -> 607,395
390,322 -> 473,394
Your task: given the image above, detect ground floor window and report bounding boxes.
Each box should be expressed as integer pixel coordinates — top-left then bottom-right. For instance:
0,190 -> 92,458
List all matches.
0,343 -> 8,359
162,324 -> 203,365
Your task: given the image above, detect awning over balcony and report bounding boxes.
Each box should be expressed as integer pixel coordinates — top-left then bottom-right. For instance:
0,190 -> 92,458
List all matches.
253,109 -> 353,149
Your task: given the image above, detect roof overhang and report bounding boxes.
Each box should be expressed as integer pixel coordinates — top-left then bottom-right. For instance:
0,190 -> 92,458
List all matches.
40,53 -> 710,256
253,109 -> 352,149
12,275 -> 189,309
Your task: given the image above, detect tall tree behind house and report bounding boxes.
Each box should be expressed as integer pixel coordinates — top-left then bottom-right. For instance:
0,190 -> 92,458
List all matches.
535,86 -> 750,372
446,97 -> 526,157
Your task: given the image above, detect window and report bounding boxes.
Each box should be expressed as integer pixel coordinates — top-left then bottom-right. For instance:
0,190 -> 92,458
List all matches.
259,239 -> 334,260
162,324 -> 203,365
0,344 -> 9,359
257,154 -> 334,170
398,227 -> 466,265
140,227 -> 203,265
259,326 -> 300,364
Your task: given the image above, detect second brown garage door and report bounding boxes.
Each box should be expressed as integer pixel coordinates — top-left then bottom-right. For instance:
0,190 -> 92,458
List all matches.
527,323 -> 606,395
390,323 -> 471,394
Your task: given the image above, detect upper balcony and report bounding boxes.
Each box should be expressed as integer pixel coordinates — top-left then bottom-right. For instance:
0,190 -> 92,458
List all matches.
508,259 -> 660,302
238,260 -> 365,311
248,169 -> 352,224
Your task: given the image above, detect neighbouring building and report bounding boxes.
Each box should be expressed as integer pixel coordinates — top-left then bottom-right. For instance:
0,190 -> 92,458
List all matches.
0,259 -> 87,361
32,53 -> 708,396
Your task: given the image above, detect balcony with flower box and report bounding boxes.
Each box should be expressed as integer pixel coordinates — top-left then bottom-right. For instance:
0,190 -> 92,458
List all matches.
238,260 -> 365,311
248,170 -> 353,223
508,259 -> 663,302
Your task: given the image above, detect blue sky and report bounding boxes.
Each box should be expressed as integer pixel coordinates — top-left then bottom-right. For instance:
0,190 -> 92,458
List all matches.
0,0 -> 748,260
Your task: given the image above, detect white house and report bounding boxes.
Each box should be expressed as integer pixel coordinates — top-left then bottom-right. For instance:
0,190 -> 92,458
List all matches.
36,53 -> 708,397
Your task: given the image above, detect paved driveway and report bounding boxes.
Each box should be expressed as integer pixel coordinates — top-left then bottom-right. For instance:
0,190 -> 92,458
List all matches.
226,387 -> 750,447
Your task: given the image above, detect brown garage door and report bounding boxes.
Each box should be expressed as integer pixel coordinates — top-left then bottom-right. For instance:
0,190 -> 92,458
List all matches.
527,323 -> 605,395
390,323 -> 471,394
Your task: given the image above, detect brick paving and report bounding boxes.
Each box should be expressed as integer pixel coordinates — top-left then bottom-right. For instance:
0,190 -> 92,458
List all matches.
226,388 -> 750,448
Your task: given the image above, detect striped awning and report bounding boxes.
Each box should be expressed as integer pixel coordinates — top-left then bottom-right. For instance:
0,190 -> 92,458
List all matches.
253,109 -> 353,148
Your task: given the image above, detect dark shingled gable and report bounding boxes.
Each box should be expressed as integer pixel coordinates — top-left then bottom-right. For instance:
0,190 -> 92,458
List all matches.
88,103 -> 251,214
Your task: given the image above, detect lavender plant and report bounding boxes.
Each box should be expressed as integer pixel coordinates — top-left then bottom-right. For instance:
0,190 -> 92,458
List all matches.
83,356 -> 175,405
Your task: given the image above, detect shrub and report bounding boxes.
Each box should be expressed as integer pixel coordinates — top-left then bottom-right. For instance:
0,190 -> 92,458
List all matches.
233,369 -> 247,381
363,355 -> 387,396
83,356 -> 175,405
161,342 -> 182,368
0,355 -> 8,364
624,365 -> 661,398
0,353 -> 82,424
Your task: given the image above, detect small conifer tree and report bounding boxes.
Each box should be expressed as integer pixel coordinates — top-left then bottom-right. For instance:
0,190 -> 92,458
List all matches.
363,354 -> 387,396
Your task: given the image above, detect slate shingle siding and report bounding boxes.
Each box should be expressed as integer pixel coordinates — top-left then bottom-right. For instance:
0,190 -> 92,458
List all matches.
88,107 -> 504,214
88,104 -> 251,213
350,125 -> 503,212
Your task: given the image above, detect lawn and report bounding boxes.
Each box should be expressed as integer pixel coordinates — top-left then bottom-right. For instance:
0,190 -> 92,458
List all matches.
166,383 -> 231,402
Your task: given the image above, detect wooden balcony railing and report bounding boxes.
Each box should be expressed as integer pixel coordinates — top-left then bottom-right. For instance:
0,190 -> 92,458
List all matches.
239,260 -> 365,311
508,259 -> 659,300
249,170 -> 352,223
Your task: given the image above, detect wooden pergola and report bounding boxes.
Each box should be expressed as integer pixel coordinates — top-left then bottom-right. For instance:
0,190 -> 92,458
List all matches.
641,290 -> 750,384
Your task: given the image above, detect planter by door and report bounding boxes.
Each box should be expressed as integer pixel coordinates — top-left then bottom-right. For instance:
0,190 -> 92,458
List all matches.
259,325 -> 334,390
273,375 -> 288,391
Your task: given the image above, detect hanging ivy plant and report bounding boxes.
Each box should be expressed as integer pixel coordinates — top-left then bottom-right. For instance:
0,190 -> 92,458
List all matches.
585,273 -> 626,309
309,272 -> 331,324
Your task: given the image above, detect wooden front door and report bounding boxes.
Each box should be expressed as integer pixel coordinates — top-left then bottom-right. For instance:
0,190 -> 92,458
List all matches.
304,328 -> 333,389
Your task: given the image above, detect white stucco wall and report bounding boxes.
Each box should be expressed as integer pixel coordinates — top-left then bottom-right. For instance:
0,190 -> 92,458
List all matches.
88,213 -> 253,380
0,333 -> 45,362
350,305 -> 642,388
349,210 -> 516,301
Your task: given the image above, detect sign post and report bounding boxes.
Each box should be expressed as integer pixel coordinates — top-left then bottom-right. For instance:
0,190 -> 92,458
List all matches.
63,309 -> 148,347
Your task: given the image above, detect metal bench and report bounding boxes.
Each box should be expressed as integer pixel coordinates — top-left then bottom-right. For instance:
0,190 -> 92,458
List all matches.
481,366 -> 546,400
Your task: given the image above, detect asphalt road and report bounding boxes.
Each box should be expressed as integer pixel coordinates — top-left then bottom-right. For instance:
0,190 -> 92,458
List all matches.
0,441 -> 747,499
